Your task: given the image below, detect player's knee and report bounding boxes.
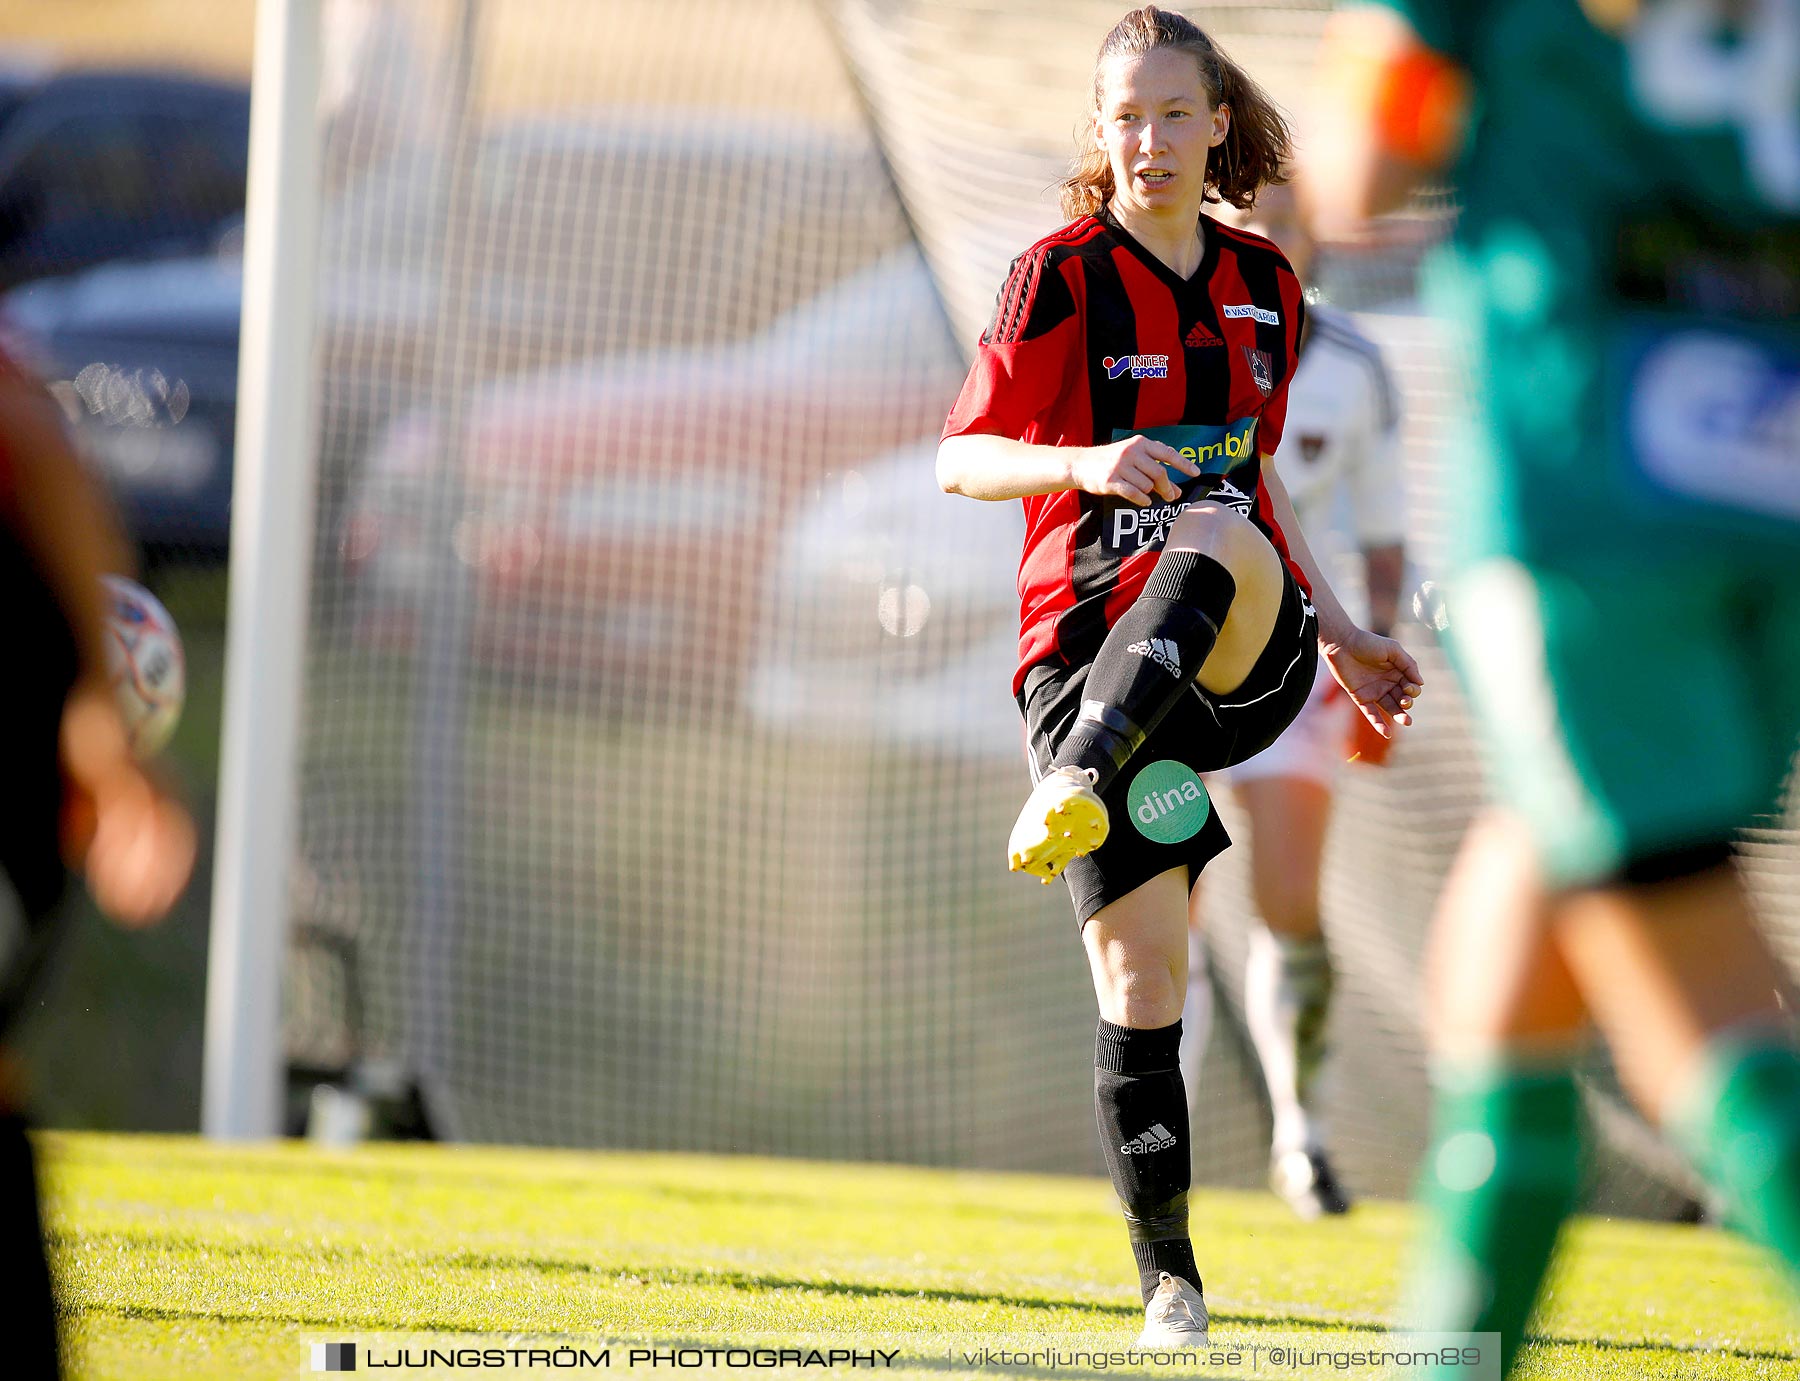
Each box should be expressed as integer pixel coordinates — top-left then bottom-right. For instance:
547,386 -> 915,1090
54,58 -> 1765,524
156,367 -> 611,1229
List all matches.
1168,505 -> 1278,591
1168,501 -> 1251,550
1096,962 -> 1186,1029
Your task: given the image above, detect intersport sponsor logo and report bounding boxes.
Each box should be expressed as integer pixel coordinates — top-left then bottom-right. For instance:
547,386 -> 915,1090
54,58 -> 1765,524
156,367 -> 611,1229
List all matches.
1103,353 -> 1170,380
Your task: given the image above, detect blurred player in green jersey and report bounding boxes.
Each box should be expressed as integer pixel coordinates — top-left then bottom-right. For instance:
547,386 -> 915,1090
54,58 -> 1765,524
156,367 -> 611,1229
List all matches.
1304,1 -> 1800,1374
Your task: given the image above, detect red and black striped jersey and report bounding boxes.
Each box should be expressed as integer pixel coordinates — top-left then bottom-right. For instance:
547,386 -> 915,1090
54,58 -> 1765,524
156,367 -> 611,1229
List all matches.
942,207 -> 1309,694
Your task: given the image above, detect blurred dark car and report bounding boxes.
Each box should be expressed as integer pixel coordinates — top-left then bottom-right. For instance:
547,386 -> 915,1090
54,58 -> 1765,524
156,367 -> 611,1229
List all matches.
1,109 -> 903,564
3,246 -> 241,559
0,68 -> 250,290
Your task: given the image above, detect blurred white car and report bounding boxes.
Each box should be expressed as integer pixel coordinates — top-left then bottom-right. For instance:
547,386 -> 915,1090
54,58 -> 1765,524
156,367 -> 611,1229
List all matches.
745,440 -> 1025,756
342,248 -> 965,694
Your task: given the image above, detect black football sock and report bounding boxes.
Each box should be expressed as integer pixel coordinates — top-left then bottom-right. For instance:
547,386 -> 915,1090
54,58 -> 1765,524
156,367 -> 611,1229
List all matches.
1053,551 -> 1236,794
0,1112 -> 59,1379
1095,1018 -> 1201,1304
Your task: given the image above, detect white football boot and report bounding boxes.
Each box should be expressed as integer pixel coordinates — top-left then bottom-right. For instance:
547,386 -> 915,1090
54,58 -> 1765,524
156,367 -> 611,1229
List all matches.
1136,1270 -> 1211,1348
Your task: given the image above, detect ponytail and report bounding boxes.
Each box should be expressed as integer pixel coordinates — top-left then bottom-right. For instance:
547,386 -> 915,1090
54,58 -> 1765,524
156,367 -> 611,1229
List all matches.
1207,39 -> 1290,209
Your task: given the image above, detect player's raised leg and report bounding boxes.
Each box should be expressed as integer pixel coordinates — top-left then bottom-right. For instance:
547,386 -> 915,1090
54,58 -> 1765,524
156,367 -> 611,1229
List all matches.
1010,505 -> 1284,881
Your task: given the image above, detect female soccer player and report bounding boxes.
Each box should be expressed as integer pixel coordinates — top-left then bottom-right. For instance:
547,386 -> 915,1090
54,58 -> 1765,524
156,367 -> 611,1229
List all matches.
936,6 -> 1421,1346
1188,181 -> 1407,1222
1303,2 -> 1800,1375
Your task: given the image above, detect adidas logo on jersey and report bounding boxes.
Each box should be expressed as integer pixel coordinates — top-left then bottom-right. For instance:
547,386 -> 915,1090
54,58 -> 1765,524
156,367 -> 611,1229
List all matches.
1122,1123 -> 1179,1154
1128,637 -> 1182,679
1185,322 -> 1223,349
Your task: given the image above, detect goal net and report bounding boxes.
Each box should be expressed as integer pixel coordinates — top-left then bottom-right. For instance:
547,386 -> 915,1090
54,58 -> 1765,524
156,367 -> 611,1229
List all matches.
288,0 -> 1800,1218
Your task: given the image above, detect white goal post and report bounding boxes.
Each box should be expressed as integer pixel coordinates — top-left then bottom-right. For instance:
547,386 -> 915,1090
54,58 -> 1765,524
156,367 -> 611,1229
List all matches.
202,0 -> 326,1140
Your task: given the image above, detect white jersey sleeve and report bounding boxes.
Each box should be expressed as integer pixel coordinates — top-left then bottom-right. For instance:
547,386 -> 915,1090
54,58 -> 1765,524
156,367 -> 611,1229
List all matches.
1338,315 -> 1406,549
1277,306 -> 1407,548
1272,306 -> 1407,627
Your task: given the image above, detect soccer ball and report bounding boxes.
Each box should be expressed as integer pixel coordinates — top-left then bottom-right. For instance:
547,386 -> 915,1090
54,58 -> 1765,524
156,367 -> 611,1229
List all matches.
102,575 -> 185,757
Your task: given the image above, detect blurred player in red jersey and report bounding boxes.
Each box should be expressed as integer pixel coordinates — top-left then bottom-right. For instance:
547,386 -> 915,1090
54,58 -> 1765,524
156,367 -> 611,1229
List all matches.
0,337 -> 196,1379
936,6 -> 1420,1346
1184,180 -> 1408,1221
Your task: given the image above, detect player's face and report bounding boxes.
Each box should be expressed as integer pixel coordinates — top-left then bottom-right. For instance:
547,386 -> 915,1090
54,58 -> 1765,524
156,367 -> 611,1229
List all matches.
1094,48 -> 1229,221
1238,183 -> 1315,281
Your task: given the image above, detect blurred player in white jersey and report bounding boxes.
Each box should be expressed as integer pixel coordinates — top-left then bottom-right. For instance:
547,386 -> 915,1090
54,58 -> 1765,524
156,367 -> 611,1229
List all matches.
1183,182 -> 1406,1219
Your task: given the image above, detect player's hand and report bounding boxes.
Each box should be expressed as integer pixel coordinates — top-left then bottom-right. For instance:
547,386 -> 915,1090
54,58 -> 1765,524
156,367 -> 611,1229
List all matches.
59,682 -> 197,927
1322,626 -> 1422,739
1069,436 -> 1199,506
77,765 -> 197,928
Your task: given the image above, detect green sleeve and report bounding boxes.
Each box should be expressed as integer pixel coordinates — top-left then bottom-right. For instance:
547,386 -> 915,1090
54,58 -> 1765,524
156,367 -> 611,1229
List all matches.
1354,0 -> 1485,66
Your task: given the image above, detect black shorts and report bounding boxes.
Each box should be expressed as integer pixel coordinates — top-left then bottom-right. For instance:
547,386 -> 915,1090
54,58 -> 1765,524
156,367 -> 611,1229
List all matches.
1017,568 -> 1319,927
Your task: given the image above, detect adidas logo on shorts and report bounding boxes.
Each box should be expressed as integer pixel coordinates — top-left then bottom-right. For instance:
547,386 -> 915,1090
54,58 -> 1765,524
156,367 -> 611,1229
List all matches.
1128,637 -> 1182,679
1122,1123 -> 1179,1154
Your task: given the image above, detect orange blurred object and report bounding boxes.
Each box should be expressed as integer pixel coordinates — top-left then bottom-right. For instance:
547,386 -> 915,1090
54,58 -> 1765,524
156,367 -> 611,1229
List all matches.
1346,708 -> 1396,767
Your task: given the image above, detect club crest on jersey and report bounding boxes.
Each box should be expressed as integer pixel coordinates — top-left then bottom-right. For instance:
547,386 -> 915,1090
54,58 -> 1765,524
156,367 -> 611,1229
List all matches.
1300,434 -> 1326,464
1103,353 -> 1170,380
1243,347 -> 1275,396
1223,303 -> 1280,325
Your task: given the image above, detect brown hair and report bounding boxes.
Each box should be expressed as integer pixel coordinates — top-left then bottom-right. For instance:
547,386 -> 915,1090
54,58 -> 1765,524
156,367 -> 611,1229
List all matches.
1058,7 -> 1292,219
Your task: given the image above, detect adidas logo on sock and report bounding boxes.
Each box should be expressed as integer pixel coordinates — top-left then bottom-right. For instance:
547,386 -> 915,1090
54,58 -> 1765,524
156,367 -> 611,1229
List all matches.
1127,637 -> 1182,678
1122,1123 -> 1179,1154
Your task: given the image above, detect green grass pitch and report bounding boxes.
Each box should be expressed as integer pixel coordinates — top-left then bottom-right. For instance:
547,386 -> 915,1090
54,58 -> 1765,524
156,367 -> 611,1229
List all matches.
44,1133 -> 1797,1378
